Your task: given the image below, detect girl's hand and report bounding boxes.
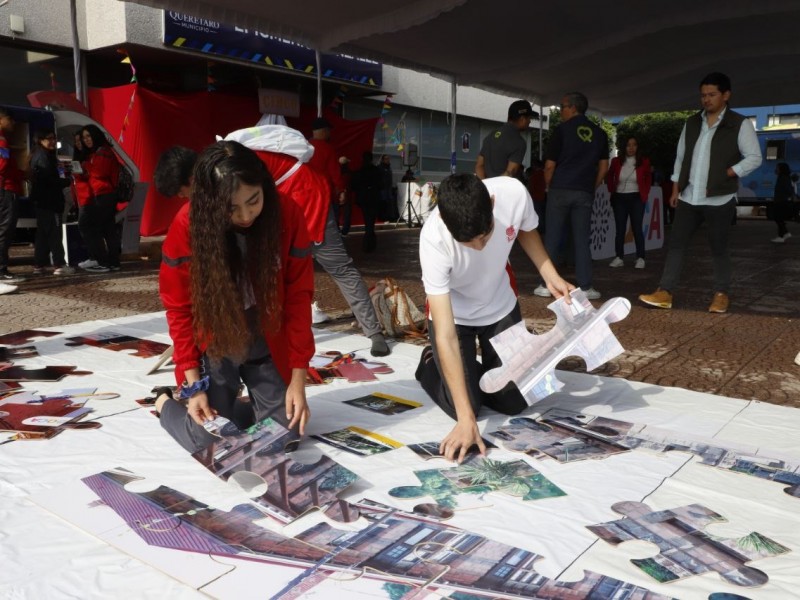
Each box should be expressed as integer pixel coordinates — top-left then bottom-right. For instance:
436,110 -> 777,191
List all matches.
286,370 -> 309,435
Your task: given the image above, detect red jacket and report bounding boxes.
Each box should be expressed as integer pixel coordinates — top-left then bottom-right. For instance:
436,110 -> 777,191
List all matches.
159,198 -> 315,386
606,156 -> 652,203
257,151 -> 330,244
0,133 -> 23,193
308,138 -> 346,198
78,146 -> 120,198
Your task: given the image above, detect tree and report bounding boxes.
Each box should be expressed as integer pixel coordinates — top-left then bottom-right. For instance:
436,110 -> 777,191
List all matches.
615,111 -> 695,184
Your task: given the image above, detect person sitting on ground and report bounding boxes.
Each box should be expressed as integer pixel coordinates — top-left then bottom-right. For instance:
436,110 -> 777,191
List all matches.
415,174 -> 573,463
158,141 -> 313,453
75,125 -> 121,273
29,129 -> 73,276
770,162 -> 793,244
605,135 -> 652,269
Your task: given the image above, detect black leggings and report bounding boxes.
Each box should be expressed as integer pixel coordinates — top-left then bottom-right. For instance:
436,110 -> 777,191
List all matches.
416,304 -> 527,420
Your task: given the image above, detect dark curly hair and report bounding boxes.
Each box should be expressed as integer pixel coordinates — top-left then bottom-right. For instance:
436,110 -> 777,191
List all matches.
189,141 -> 282,361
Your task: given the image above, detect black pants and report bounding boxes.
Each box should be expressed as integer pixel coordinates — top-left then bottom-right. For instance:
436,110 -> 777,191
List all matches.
359,201 -> 377,252
34,208 -> 66,268
160,335 -> 288,453
611,192 -> 646,259
416,304 -> 527,420
773,201 -> 789,237
0,190 -> 18,271
84,193 -> 121,268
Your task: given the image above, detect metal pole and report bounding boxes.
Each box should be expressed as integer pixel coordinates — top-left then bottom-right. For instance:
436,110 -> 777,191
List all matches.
69,0 -> 84,104
450,78 -> 457,173
315,50 -> 322,117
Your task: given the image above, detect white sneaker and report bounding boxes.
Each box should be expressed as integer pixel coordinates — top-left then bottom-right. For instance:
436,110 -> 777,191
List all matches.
634,258 -> 645,269
533,285 -> 552,297
54,265 -> 76,275
79,259 -> 99,269
0,282 -> 18,295
582,287 -> 601,300
784,232 -> 792,240
772,236 -> 786,244
609,257 -> 624,268
311,301 -> 331,324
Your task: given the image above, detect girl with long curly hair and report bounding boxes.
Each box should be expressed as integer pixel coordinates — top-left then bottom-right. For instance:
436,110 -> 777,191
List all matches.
158,141 -> 314,452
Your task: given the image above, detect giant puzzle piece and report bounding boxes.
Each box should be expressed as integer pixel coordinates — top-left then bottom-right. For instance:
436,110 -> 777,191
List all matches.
191,417 -> 362,524
37,467 -> 674,600
490,408 -> 800,499
0,329 -> 60,346
65,333 -> 170,358
480,289 -> 631,404
388,455 -> 565,510
588,501 -> 789,587
0,365 -> 91,382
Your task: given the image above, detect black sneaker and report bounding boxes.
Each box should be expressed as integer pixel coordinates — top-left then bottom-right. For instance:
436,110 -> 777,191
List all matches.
0,271 -> 21,283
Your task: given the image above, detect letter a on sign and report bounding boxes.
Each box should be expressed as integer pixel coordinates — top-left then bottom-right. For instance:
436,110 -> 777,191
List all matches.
648,197 -> 662,241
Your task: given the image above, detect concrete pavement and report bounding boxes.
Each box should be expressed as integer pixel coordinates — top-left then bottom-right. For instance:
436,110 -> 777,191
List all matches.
2,216 -> 798,407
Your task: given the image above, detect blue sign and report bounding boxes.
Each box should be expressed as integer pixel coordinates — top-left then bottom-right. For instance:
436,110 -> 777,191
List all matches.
164,12 -> 382,88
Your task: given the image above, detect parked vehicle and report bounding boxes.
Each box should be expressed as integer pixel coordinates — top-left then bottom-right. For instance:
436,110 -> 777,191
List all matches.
739,126 -> 800,207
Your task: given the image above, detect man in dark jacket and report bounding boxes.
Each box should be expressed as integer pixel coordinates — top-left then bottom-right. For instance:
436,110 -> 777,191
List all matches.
351,151 -> 382,252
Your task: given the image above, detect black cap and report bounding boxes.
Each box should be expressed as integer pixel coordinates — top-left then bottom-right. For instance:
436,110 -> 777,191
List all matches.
508,100 -> 534,120
311,117 -> 332,130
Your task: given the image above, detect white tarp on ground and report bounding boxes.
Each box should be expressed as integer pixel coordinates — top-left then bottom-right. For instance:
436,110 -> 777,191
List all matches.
1,311 -> 799,599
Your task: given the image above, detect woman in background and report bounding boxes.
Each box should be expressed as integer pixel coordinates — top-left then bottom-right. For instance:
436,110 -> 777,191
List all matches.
771,162 -> 793,243
606,136 -> 651,269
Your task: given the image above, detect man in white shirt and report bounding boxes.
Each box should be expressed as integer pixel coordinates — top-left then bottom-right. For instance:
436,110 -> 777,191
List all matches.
640,72 -> 762,314
416,174 -> 572,462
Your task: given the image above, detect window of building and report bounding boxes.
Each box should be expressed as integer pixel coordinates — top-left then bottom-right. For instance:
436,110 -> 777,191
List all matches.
766,139 -> 786,160
385,544 -> 409,559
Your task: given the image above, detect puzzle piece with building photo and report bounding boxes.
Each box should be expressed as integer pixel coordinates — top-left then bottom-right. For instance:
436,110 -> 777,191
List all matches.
405,439 -> 497,460
65,333 -> 171,358
37,468 -> 674,600
0,397 -> 94,440
0,365 -> 92,382
0,346 -> 38,360
480,289 -> 631,405
388,454 -> 566,512
488,411 -> 633,462
191,417 -> 362,525
587,501 -> 790,587
0,329 -> 60,346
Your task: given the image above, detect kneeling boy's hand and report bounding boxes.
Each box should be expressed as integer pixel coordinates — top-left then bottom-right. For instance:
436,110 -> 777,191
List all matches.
440,419 -> 486,464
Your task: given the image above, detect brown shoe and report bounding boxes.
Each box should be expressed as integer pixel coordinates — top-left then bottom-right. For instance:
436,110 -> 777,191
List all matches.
708,292 -> 729,313
639,288 -> 673,309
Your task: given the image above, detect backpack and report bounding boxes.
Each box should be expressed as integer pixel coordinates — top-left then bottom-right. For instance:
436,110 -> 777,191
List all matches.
369,277 -> 427,338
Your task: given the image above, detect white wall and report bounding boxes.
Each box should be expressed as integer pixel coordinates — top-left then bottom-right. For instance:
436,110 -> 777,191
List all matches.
0,0 -> 73,47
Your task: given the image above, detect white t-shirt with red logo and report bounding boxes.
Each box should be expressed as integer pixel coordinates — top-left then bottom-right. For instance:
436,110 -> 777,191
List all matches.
420,176 -> 538,326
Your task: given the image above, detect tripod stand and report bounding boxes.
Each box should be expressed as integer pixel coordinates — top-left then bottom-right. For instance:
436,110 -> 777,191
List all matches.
396,167 -> 423,228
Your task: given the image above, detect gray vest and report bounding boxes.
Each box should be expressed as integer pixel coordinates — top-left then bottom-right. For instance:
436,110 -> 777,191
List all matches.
679,109 -> 746,197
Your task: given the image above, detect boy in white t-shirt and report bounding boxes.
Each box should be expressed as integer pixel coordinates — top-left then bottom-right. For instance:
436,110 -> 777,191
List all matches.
417,174 -> 573,462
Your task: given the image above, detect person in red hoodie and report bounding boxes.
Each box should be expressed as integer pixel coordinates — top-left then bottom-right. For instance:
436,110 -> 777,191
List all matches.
157,141 -> 314,453
0,107 -> 24,281
76,125 -> 121,273
70,133 -> 95,268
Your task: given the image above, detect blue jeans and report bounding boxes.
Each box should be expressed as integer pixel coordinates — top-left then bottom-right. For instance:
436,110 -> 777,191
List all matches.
659,199 -> 736,294
611,192 -> 645,259
544,188 -> 594,289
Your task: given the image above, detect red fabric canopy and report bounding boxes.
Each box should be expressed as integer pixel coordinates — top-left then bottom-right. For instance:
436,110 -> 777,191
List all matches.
88,84 -> 378,236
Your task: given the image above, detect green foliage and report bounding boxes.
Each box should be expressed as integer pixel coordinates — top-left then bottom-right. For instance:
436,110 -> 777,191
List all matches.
632,557 -> 679,583
735,531 -> 789,556
615,111 -> 695,181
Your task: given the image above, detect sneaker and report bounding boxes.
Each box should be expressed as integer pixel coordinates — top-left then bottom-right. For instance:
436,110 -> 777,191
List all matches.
311,301 -> 331,324
53,265 -> 76,275
771,236 -> 786,244
784,232 -> 793,240
32,267 -> 46,275
639,288 -> 673,309
84,265 -> 110,273
708,292 -> 729,314
582,287 -> 601,300
108,265 -> 121,272
634,258 -> 646,269
609,257 -> 624,268
0,282 -> 17,295
0,271 -> 21,283
79,259 -> 99,269
533,285 -> 552,298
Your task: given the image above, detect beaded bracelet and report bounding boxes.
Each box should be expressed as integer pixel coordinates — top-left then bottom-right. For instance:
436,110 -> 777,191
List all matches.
177,375 -> 210,400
